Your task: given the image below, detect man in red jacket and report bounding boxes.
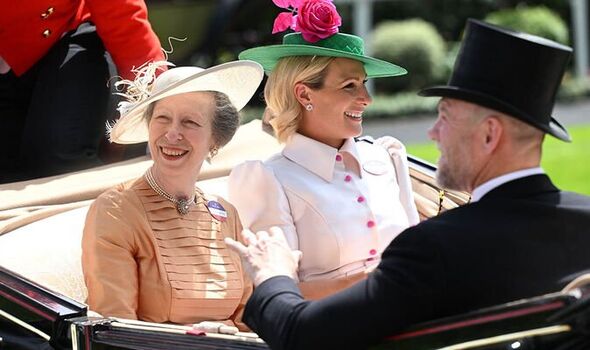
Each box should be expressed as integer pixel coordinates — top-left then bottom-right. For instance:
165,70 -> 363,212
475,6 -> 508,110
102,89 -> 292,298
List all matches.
0,0 -> 165,182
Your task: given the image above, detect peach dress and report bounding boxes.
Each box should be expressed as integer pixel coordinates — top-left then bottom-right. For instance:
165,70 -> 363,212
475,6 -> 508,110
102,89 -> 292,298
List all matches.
82,177 -> 251,329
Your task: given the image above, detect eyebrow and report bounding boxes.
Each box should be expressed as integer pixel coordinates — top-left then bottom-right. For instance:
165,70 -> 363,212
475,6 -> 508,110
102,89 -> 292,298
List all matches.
337,74 -> 367,84
153,106 -> 203,119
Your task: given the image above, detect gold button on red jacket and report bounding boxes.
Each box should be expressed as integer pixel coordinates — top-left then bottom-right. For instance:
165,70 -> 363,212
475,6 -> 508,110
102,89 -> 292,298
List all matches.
0,0 -> 164,80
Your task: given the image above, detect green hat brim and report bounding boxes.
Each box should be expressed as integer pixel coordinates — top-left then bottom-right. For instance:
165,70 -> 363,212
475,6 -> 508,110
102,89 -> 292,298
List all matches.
239,44 -> 407,78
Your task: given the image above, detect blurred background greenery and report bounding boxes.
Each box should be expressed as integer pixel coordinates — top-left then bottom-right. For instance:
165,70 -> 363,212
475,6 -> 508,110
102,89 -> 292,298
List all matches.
144,0 -> 590,194
145,0 -> 590,118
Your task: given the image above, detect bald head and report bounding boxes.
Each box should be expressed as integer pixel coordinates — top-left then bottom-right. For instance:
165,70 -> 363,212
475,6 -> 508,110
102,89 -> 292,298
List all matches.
478,106 -> 545,164
429,98 -> 546,192
500,113 -> 545,148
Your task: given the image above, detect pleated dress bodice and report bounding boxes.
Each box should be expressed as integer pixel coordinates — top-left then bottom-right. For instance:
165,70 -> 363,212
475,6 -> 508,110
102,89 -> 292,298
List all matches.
83,177 -> 251,327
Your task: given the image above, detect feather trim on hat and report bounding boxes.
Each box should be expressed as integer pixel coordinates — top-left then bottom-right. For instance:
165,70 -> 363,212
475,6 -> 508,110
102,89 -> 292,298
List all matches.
114,60 -> 175,116
106,61 -> 173,142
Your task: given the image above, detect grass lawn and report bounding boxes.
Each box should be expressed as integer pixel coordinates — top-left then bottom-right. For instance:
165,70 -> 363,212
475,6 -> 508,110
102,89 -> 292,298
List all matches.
406,124 -> 590,195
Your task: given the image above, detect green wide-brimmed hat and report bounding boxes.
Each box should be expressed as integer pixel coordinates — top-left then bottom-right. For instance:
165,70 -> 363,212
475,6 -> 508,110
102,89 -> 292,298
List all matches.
239,32 -> 407,78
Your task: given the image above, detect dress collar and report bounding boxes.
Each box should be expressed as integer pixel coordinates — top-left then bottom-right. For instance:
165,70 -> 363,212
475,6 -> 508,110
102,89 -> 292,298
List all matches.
282,133 -> 360,182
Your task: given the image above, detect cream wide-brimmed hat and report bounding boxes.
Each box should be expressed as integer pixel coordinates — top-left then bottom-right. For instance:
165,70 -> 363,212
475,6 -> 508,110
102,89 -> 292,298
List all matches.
109,60 -> 264,144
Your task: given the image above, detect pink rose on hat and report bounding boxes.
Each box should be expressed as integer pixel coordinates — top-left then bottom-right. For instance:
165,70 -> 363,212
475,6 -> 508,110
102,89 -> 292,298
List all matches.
271,0 -> 341,43
295,0 -> 341,42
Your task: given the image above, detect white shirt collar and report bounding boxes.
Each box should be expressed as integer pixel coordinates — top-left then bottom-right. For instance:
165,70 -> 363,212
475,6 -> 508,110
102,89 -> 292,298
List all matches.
282,133 -> 360,182
471,167 -> 545,202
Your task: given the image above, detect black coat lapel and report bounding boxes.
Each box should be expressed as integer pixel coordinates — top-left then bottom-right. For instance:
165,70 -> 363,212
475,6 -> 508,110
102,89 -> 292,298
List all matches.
479,174 -> 559,201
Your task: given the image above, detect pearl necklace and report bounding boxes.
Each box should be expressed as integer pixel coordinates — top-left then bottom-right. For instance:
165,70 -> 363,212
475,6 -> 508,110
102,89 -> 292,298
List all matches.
144,168 -> 195,215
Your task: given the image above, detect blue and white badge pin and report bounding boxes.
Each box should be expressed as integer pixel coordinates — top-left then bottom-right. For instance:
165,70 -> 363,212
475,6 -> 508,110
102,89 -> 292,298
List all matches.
207,200 -> 227,222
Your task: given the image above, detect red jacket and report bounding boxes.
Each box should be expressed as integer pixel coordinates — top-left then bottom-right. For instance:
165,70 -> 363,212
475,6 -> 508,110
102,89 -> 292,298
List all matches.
0,0 -> 165,80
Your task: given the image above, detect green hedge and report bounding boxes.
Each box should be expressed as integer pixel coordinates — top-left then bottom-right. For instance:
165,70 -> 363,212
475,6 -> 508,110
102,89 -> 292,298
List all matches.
371,19 -> 446,93
364,93 -> 439,119
557,77 -> 590,101
484,5 -> 569,44
240,107 -> 265,124
148,1 -> 216,62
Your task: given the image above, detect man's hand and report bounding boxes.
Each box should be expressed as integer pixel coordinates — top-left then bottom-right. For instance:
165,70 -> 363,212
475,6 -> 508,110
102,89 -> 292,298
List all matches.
225,227 -> 302,287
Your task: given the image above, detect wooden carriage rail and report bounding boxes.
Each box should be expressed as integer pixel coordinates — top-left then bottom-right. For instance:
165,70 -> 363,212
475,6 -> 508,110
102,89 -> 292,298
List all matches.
68,317 -> 269,350
371,287 -> 588,350
436,325 -> 572,350
0,266 -> 86,349
0,266 -> 86,321
406,156 -> 470,220
389,298 -> 568,341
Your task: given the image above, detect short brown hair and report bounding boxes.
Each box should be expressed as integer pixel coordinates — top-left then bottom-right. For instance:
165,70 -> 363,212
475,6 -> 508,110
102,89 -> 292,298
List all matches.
211,91 -> 239,148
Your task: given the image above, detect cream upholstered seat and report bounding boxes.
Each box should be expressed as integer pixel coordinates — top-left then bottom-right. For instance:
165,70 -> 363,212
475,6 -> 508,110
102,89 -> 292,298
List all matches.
0,176 -> 238,304
0,206 -> 90,303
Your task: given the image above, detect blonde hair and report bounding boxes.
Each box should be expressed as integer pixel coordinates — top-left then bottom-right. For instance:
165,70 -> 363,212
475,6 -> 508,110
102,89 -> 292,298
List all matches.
264,56 -> 335,142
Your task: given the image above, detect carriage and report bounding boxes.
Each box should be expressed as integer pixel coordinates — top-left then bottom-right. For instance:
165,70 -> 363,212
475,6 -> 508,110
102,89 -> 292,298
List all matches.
1,121 -> 587,349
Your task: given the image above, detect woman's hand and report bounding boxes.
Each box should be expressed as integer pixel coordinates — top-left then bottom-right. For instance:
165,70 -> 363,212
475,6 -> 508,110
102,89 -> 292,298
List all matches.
225,227 -> 302,287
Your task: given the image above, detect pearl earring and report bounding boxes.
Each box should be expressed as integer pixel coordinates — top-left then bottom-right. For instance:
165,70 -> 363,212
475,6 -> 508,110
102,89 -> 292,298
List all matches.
305,104 -> 313,111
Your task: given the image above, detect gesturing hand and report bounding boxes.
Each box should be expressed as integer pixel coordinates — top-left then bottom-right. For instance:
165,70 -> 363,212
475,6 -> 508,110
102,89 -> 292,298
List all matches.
225,226 -> 302,287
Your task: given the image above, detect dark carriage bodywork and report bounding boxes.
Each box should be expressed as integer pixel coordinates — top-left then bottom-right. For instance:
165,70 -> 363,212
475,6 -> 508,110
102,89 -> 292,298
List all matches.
0,264 -> 268,350
378,284 -> 590,350
0,266 -> 85,349
2,263 -> 589,350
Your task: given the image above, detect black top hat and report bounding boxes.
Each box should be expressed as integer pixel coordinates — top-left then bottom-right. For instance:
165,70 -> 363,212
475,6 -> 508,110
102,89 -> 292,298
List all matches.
419,19 -> 572,142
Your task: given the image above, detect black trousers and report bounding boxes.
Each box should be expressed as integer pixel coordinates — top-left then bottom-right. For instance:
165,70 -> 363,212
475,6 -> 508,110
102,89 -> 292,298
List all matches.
0,23 -> 117,183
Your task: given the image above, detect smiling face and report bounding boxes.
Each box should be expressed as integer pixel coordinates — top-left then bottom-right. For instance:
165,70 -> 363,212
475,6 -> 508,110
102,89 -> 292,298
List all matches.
297,58 -> 372,148
147,91 -> 216,183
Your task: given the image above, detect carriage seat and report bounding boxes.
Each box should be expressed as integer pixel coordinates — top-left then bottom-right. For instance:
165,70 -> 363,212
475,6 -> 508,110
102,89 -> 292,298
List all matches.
0,206 -> 90,303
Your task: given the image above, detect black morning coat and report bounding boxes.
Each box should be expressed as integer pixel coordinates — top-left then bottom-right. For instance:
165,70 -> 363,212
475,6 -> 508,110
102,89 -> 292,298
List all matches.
243,174 -> 590,350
